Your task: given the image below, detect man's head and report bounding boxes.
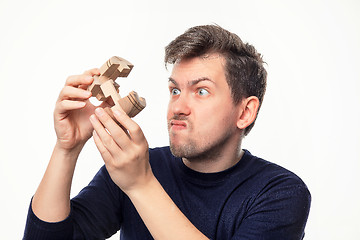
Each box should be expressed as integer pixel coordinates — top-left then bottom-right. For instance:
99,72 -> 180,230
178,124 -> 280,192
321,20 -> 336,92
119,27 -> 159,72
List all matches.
165,24 -> 267,136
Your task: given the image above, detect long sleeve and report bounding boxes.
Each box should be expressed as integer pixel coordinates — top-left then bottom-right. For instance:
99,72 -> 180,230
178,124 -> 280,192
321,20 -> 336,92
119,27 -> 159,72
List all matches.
23,166 -> 123,240
23,147 -> 311,240
23,201 -> 74,240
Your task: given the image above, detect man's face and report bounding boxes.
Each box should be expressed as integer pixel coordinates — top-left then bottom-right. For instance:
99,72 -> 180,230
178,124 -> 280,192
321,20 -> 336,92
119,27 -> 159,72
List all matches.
167,55 -> 241,160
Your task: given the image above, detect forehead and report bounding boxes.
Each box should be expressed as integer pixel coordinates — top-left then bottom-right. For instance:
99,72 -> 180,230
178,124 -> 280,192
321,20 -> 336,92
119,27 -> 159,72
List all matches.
169,54 -> 226,85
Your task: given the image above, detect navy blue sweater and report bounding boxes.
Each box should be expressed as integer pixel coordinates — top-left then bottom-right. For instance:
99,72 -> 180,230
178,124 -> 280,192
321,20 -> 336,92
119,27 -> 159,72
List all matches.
24,147 -> 311,239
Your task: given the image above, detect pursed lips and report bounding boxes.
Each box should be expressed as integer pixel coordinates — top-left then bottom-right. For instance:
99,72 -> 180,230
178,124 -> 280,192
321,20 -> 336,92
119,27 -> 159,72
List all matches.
170,119 -> 187,130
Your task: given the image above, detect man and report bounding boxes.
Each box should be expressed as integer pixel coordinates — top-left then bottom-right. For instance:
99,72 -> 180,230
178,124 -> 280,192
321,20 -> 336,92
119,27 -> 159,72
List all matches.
24,25 -> 311,239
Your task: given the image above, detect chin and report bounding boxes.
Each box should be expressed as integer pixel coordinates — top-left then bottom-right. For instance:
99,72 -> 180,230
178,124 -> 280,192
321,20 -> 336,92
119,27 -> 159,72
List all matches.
169,141 -> 206,160
169,142 -> 192,158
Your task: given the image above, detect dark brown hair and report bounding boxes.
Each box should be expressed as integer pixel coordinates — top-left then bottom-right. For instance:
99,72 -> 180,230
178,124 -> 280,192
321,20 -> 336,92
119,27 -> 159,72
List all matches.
165,24 -> 267,136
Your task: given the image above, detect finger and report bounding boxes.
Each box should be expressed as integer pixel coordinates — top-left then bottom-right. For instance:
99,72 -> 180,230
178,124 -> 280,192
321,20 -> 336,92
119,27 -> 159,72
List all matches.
79,69 -> 100,90
83,68 -> 100,76
55,100 -> 86,114
93,108 -> 132,148
112,109 -> 146,144
92,130 -> 113,164
89,113 -> 120,153
58,86 -> 92,101
78,84 -> 90,90
65,74 -> 94,87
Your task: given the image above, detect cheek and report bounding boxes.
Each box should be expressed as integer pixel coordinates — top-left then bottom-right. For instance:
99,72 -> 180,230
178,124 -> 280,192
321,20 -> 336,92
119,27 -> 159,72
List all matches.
201,107 -> 238,129
166,103 -> 172,119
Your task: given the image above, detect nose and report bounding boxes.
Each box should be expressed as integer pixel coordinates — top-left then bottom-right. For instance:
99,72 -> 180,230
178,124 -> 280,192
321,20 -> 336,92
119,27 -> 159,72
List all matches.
169,93 -> 191,116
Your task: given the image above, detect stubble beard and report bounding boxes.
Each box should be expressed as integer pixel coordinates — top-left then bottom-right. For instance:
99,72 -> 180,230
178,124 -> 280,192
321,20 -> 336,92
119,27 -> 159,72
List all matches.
168,119 -> 236,162
169,138 -> 200,159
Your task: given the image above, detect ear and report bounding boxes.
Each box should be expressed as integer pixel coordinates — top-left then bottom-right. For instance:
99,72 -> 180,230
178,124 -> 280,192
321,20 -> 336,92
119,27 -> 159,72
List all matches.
237,96 -> 260,130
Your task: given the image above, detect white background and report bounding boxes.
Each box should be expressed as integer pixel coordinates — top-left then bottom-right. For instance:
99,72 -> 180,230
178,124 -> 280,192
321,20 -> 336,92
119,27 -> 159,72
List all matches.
1,0 -> 359,239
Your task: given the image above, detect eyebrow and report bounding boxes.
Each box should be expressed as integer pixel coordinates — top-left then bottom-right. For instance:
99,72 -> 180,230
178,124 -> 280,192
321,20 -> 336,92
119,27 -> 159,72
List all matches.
168,77 -> 215,86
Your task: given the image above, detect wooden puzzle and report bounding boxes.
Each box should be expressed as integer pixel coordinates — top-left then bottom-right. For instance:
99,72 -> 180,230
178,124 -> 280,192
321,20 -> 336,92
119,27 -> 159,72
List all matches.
88,56 -> 146,120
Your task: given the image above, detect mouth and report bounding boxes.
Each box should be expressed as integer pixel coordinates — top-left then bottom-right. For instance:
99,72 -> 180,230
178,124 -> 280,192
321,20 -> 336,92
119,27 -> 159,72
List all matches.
170,119 -> 187,130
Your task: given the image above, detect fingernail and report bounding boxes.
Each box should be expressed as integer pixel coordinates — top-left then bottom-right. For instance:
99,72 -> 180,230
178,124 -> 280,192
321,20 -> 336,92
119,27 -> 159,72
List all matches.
95,108 -> 104,116
89,114 -> 96,122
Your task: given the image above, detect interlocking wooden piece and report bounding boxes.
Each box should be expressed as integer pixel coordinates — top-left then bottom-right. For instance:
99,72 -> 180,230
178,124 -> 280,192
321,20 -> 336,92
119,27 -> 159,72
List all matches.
88,56 -> 146,120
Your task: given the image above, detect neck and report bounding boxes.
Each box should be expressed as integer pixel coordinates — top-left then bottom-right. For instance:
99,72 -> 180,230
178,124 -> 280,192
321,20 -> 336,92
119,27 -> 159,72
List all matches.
182,147 -> 244,173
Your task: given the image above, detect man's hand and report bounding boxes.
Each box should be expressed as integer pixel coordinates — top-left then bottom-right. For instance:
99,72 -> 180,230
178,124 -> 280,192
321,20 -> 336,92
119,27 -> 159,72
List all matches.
89,107 -> 209,240
54,69 -> 101,152
90,107 -> 152,193
32,68 -> 107,222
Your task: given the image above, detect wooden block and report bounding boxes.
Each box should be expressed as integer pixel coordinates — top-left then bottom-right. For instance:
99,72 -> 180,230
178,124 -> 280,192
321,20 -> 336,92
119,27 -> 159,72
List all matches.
112,56 -> 134,77
113,81 -> 120,91
88,56 -> 146,120
101,63 -> 120,80
88,75 -> 102,96
118,91 -> 146,118
99,56 -> 134,81
99,80 -> 123,114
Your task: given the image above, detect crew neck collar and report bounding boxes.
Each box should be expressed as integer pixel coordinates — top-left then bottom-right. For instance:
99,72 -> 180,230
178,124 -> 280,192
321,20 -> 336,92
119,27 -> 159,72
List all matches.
173,149 -> 252,184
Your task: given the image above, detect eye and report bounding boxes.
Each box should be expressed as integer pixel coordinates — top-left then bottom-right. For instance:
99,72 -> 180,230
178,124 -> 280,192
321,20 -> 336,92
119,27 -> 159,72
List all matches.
171,88 -> 181,96
198,88 -> 209,96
